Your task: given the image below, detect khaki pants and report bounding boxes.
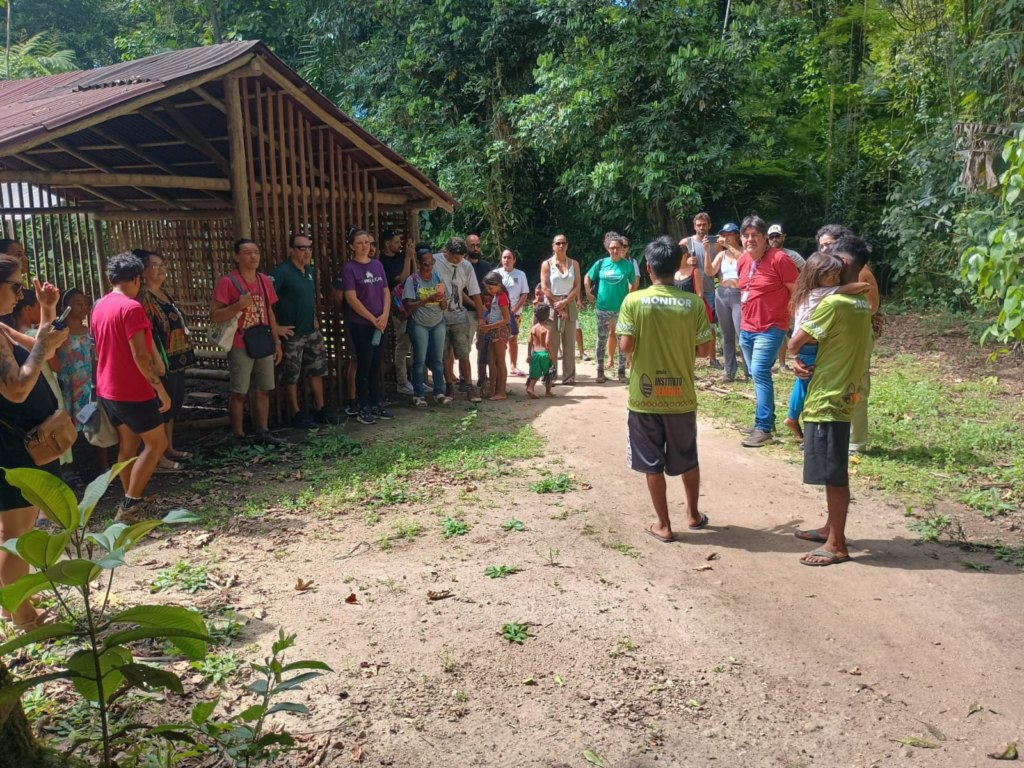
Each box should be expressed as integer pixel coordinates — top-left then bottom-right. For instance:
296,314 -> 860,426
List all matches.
544,296 -> 577,382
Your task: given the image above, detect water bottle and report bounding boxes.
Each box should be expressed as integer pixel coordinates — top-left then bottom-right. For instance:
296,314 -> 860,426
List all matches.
371,328 -> 382,346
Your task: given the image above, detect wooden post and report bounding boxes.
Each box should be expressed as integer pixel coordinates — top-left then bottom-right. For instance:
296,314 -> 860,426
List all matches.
225,76 -> 252,240
91,217 -> 107,295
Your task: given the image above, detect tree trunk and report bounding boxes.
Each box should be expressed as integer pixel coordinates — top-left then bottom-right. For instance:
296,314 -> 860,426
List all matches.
0,660 -> 85,768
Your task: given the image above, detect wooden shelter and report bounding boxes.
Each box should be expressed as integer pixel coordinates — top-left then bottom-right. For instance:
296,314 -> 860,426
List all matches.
0,40 -> 456,406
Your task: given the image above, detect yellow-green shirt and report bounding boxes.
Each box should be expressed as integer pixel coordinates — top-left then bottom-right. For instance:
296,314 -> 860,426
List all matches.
801,294 -> 873,422
617,284 -> 711,414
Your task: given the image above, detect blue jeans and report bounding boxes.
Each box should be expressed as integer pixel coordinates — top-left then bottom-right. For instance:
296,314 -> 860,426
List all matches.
786,344 -> 819,420
739,326 -> 787,432
408,319 -> 446,397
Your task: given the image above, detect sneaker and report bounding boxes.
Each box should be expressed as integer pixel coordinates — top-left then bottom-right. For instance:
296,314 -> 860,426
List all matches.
739,426 -> 756,436
397,381 -> 415,395
780,363 -> 792,373
719,375 -> 735,384
345,400 -> 360,418
314,408 -> 341,425
458,381 -> 470,394
373,405 -> 395,420
742,428 -> 774,448
229,433 -> 250,447
254,430 -> 286,447
290,413 -> 317,430
435,394 -> 453,406
617,371 -> 627,383
357,408 -> 376,425
596,373 -> 606,384
580,352 -> 592,361
468,386 -> 483,403
115,500 -> 151,525
709,359 -> 724,370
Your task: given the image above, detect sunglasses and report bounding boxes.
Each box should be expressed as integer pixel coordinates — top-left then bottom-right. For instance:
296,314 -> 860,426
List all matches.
553,241 -> 567,247
293,244 -> 313,251
3,280 -> 23,294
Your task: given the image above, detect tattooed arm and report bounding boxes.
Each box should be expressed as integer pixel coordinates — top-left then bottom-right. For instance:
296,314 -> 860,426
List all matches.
128,331 -> 171,413
0,322 -> 69,403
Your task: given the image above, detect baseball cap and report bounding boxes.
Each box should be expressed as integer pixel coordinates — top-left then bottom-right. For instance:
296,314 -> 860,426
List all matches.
719,223 -> 739,234
767,224 -> 784,236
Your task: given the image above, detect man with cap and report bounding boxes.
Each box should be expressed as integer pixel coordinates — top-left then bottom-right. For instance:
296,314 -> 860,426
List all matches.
767,224 -> 806,372
684,213 -> 723,371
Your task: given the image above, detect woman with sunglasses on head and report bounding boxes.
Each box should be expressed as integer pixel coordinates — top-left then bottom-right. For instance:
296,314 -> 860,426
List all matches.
0,256 -> 69,632
137,250 -> 195,470
540,234 -> 581,385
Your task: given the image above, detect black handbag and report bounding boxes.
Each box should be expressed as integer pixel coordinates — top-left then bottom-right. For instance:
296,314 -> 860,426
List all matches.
229,273 -> 276,359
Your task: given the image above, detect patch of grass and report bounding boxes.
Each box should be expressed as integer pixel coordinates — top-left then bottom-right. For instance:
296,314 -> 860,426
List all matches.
190,477 -> 215,493
541,546 -> 561,566
530,473 -> 573,494
364,512 -> 380,526
484,565 -> 520,579
501,517 -> 526,532
606,542 -> 641,559
196,605 -> 246,647
190,650 -> 240,686
441,515 -> 470,538
609,636 -> 638,659
501,621 -> 530,644
393,518 -> 421,540
150,561 -> 208,594
299,432 -> 362,462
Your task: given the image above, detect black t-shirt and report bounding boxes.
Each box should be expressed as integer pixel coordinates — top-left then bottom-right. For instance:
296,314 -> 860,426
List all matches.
379,254 -> 406,289
468,258 -> 492,289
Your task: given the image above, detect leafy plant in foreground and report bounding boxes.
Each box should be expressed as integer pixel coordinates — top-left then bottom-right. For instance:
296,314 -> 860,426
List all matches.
529,474 -> 573,494
0,463 -> 206,768
485,565 -> 519,579
501,622 -> 530,644
441,515 -> 470,538
501,517 -> 525,532
150,561 -> 209,594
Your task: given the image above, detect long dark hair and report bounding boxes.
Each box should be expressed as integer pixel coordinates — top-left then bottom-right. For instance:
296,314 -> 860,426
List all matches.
483,270 -> 510,303
0,254 -> 20,282
790,251 -> 843,315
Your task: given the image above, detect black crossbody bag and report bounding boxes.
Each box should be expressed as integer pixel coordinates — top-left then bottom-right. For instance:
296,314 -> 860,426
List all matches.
229,273 -> 276,359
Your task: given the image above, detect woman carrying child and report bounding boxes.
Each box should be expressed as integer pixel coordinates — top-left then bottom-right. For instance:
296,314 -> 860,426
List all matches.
783,251 -> 869,442
480,272 -> 511,401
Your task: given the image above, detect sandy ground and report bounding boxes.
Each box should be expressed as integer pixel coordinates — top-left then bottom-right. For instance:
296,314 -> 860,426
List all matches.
119,348 -> 1023,768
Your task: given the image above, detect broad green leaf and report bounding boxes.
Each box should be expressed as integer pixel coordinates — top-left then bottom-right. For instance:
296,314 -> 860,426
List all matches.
46,559 -> 97,587
11,529 -> 70,569
247,678 -> 270,695
891,737 -> 939,749
238,704 -> 265,722
109,605 -> 208,661
93,548 -> 127,570
79,461 -> 133,527
85,532 -> 117,552
989,743 -> 1018,760
279,660 -> 333,673
266,702 -> 309,715
117,663 -> 185,695
162,509 -> 198,525
113,520 -> 163,551
104,627 -> 211,649
270,671 -> 322,693
583,750 -> 605,767
0,572 -> 51,614
191,698 -> 220,726
0,622 -> 75,656
253,733 -> 294,749
0,672 -> 76,706
3,468 -> 78,530
67,645 -> 134,703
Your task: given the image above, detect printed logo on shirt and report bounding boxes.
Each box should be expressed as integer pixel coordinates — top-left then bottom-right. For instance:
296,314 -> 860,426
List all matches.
640,372 -> 654,398
364,270 -> 383,284
653,370 -> 684,398
641,296 -> 692,308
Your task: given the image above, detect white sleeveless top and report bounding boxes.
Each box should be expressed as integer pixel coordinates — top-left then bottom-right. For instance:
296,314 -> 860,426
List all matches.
548,257 -> 576,295
720,257 -> 740,281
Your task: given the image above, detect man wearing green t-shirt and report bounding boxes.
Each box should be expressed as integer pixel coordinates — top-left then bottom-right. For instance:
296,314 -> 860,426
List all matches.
618,236 -> 713,544
787,235 -> 873,567
585,235 -> 639,383
269,234 -> 338,429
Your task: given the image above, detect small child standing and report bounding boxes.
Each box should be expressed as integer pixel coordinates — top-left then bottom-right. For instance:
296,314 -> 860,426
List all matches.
480,272 -> 511,401
526,303 -> 557,399
784,252 -> 869,440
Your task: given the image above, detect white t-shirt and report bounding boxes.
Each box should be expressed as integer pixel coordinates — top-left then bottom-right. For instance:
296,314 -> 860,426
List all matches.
686,237 -> 717,296
784,248 -> 806,271
500,268 -> 529,314
794,286 -> 838,330
435,256 -> 481,326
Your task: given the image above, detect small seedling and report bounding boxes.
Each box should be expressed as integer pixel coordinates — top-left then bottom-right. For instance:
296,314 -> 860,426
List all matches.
190,650 -> 240,686
607,542 -> 640,558
502,517 -> 526,532
376,534 -> 391,551
151,561 -> 209,594
960,560 -> 991,572
364,512 -> 380,526
439,647 -> 458,673
501,621 -> 530,644
394,518 -> 421,540
484,565 -> 520,579
530,474 -> 573,494
542,546 -> 561,566
442,515 -> 470,538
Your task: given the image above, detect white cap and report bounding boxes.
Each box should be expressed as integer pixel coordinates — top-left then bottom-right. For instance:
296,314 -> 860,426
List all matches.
767,224 -> 784,236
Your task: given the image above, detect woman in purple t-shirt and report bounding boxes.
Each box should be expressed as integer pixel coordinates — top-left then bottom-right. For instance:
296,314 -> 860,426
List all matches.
336,227 -> 391,425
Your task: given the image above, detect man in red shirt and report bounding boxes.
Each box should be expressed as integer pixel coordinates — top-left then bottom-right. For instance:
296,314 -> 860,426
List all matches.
736,216 -> 798,447
92,252 -> 171,523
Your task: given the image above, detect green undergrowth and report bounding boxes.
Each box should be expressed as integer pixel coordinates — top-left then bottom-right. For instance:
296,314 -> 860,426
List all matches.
696,348 -> 1024,532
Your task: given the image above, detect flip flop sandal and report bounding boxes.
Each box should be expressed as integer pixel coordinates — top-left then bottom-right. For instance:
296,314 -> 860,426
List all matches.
511,370 -> 527,377
688,513 -> 710,530
800,548 -> 852,567
645,525 -> 677,543
166,451 -> 193,460
154,462 -> 185,474
795,529 -> 827,544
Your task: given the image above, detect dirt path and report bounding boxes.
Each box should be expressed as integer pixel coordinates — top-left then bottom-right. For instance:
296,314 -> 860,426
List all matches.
126,351 -> 1023,768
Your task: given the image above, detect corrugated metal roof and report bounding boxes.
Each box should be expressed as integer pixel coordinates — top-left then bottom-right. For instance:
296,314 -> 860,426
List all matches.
0,40 -> 457,209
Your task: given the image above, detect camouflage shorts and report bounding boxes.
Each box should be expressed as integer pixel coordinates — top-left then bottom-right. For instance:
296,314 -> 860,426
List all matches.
279,330 -> 328,384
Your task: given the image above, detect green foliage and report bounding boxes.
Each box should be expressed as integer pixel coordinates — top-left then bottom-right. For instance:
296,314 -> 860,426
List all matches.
501,518 -> 525,532
441,516 -> 470,539
530,474 -> 573,494
0,463 -> 207,768
484,565 -> 519,579
190,651 -> 241,686
501,621 -> 530,644
151,561 -> 209,594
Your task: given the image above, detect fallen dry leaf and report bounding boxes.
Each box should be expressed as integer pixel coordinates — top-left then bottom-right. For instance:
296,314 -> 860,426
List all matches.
988,743 -> 1017,760
849,667 -> 862,676
706,552 -> 720,561
580,483 -> 592,491
253,606 -> 267,620
693,565 -> 714,572
891,737 -> 939,749
427,590 -> 453,600
194,532 -> 215,546
295,578 -> 315,592
345,593 -> 359,604
351,743 -> 363,762
968,702 -> 983,717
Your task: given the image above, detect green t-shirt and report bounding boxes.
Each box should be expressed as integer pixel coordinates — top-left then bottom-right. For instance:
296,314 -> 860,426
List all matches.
617,284 -> 712,414
801,294 -> 873,422
269,259 -> 317,335
587,257 -> 635,312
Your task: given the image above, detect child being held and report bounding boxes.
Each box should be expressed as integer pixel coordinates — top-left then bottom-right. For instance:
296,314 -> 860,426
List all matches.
783,251 -> 870,441
526,303 -> 557,399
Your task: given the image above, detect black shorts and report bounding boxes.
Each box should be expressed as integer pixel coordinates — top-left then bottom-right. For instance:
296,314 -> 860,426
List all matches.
626,410 -> 698,476
162,371 -> 187,423
803,421 -> 851,486
100,397 -> 163,435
